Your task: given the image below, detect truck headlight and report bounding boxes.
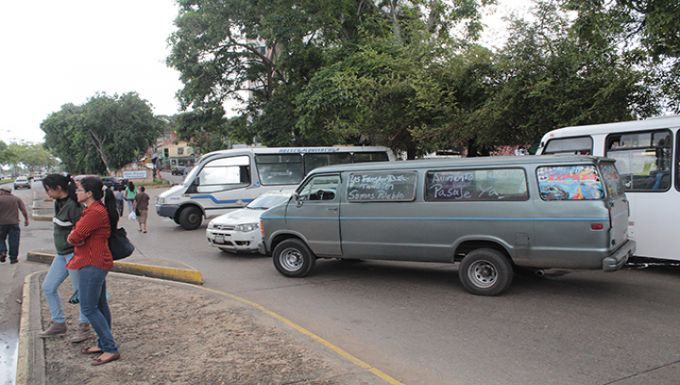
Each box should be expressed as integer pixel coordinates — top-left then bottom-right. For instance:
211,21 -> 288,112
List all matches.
234,223 -> 259,232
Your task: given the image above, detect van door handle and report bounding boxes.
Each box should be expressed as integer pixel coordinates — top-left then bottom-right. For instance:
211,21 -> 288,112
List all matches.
327,207 -> 338,212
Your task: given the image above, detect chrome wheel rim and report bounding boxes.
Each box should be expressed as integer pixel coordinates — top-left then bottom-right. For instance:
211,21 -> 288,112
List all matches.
279,247 -> 304,271
468,260 -> 497,288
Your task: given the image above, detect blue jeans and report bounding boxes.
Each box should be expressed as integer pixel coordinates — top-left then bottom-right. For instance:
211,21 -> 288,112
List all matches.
0,224 -> 20,261
78,266 -> 118,353
42,253 -> 88,324
126,199 -> 134,213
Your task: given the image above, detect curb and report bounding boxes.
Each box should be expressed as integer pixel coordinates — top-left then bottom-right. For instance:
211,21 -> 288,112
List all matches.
26,250 -> 204,285
31,213 -> 52,222
16,272 -> 46,385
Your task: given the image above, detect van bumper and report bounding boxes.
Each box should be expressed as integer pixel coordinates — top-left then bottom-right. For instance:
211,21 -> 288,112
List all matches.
156,204 -> 179,218
602,240 -> 635,272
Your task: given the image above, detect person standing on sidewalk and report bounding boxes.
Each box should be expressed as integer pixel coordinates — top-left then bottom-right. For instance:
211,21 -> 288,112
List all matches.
39,174 -> 94,342
113,186 -> 125,217
133,186 -> 150,233
67,177 -> 120,366
0,185 -> 29,264
124,181 -> 137,214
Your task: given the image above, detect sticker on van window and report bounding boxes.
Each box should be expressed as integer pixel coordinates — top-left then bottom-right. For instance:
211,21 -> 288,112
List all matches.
537,166 -> 604,200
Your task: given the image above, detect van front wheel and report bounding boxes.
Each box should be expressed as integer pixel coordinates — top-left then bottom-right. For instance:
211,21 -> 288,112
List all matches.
459,248 -> 513,296
273,239 -> 316,277
178,206 -> 203,230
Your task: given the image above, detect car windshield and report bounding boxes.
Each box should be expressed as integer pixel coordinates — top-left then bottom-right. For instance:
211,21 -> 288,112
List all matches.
246,194 -> 291,209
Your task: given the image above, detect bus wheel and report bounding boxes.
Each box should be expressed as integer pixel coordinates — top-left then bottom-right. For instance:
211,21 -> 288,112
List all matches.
178,206 -> 203,230
273,239 -> 316,277
459,248 -> 513,296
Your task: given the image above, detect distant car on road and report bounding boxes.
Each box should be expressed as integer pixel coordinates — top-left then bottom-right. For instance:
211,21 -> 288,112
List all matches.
13,176 -> 31,190
206,190 -> 294,254
171,166 -> 188,176
102,176 -> 128,190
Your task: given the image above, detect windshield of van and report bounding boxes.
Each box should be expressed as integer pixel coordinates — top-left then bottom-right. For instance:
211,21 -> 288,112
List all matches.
246,193 -> 292,209
598,162 -> 626,198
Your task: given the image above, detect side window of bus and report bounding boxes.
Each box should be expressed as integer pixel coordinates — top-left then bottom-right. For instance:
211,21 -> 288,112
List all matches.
353,152 -> 389,163
605,130 -> 672,192
297,175 -> 341,202
543,137 -> 592,155
195,156 -> 251,193
255,154 -> 305,185
676,130 -> 680,192
303,153 -> 352,174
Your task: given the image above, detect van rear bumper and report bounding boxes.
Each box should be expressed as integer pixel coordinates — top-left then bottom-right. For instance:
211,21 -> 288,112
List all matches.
602,240 -> 635,272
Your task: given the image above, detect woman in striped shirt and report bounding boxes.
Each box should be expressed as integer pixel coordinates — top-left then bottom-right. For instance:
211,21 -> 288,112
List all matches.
67,177 -> 121,366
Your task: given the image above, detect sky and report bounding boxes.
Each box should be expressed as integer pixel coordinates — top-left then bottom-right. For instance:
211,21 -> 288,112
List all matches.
0,0 -> 530,145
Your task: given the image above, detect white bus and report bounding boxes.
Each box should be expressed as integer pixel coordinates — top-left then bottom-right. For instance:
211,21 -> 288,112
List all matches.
156,146 -> 395,229
536,115 -> 680,261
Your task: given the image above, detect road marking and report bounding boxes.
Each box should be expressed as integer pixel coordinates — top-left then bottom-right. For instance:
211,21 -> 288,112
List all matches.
201,286 -> 405,385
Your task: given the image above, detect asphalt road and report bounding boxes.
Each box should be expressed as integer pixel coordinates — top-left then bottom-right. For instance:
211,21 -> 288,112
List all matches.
2,183 -> 680,385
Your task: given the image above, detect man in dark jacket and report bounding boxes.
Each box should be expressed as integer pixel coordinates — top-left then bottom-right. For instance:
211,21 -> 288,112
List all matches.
0,185 -> 29,264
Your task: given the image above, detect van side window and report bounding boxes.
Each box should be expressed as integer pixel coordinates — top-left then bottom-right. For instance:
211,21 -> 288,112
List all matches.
255,154 -> 305,185
196,156 -> 251,193
537,165 -> 604,200
543,136 -> 592,155
347,172 -> 417,202
605,129 -> 672,192
677,130 -> 680,192
425,168 -> 528,201
297,175 -> 341,201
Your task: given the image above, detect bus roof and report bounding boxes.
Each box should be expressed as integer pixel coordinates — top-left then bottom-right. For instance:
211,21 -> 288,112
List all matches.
310,155 -> 609,174
199,146 -> 393,162
542,115 -> 680,141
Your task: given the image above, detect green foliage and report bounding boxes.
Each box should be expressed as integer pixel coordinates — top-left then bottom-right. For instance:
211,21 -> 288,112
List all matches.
0,141 -> 58,174
41,93 -> 164,174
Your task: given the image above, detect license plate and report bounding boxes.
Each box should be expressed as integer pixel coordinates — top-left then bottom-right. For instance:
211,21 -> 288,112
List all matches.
214,235 -> 225,243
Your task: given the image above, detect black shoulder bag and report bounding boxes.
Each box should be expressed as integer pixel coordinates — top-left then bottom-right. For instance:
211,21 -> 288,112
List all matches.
109,227 -> 135,260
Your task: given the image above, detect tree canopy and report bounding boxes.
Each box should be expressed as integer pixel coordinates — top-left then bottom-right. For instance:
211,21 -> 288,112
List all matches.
167,0 -> 674,157
41,93 -> 164,175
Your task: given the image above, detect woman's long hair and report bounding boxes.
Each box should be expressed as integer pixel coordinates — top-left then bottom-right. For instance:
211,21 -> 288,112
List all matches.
127,181 -> 135,191
42,174 -> 77,202
80,177 -> 119,231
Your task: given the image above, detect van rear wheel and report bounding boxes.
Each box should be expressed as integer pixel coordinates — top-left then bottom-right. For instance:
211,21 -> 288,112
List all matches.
178,206 -> 203,230
273,239 -> 316,277
459,248 -> 513,296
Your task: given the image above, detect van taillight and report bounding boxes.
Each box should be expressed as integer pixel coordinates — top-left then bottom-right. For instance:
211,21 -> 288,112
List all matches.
591,223 -> 604,230
260,220 -> 265,237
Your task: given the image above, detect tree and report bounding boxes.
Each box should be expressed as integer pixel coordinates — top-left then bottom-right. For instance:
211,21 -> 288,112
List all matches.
463,1 -> 661,150
167,0 -> 493,155
41,93 -> 165,175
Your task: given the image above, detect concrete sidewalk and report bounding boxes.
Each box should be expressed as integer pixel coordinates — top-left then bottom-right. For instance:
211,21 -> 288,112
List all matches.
16,271 -> 394,385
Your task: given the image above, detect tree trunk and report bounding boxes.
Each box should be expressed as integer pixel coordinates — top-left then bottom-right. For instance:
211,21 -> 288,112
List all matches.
88,129 -> 112,175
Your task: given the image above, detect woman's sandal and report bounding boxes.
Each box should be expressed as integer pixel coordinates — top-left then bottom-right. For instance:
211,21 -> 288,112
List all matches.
81,346 -> 103,355
91,352 -> 121,366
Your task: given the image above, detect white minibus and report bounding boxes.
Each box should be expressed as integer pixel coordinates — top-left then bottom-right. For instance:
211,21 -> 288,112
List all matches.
156,146 -> 395,229
536,115 -> 680,262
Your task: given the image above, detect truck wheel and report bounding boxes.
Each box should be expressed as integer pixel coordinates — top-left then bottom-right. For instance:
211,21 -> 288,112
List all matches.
178,206 -> 203,230
272,239 -> 315,277
459,248 -> 513,296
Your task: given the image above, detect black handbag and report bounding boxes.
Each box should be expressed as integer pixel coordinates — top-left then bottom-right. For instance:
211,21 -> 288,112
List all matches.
109,227 -> 135,260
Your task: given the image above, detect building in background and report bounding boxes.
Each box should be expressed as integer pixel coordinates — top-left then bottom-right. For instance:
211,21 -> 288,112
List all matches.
156,131 -> 196,175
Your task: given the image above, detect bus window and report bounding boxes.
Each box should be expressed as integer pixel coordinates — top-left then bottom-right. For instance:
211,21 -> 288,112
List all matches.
255,154 -> 305,185
677,130 -> 680,192
353,152 -> 390,162
543,136 -> 592,155
196,156 -> 250,193
304,153 -> 352,173
605,130 -> 672,192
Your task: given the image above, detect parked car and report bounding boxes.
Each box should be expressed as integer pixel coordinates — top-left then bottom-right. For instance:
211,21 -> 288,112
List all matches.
13,176 -> 31,189
261,155 -> 635,296
102,176 -> 128,190
171,166 -> 188,176
206,190 -> 294,254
